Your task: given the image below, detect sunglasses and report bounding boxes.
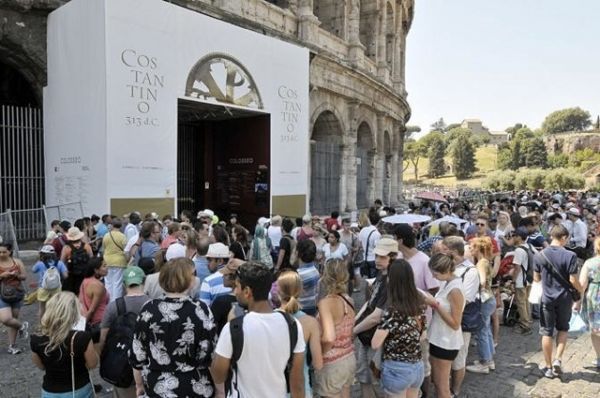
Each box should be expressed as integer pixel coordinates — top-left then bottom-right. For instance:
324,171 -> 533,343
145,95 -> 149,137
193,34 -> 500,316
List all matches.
476,223 -> 486,227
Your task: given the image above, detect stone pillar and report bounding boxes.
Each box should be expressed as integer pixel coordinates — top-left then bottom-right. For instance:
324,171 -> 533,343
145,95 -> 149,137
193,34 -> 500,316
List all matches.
373,114 -> 384,202
390,152 -> 399,206
347,0 -> 364,64
392,6 -> 404,93
376,5 -> 388,80
298,0 -> 321,44
345,101 -> 359,211
397,124 -> 406,202
288,0 -> 299,14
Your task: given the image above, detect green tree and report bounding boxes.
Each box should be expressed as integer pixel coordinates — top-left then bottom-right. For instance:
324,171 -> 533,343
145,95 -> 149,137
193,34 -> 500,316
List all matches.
428,133 -> 446,178
451,134 -> 476,179
430,117 -> 447,132
445,127 -> 471,148
511,138 -> 523,170
541,107 -> 592,134
524,137 -> 548,168
403,140 -> 428,182
497,147 -> 513,170
406,125 -> 421,135
548,153 -> 569,168
505,123 -> 525,137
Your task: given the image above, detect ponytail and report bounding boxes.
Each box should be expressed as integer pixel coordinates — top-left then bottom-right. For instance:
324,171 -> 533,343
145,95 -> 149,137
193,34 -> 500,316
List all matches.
282,295 -> 300,314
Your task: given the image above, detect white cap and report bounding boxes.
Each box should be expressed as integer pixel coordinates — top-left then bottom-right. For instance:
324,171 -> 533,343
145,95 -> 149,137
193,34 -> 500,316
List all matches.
165,243 -> 186,261
567,208 -> 581,217
206,242 -> 231,258
257,217 -> 270,227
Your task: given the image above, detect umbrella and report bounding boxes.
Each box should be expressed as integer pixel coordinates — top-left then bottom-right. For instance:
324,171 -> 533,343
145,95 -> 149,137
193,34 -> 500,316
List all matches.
415,191 -> 448,203
382,214 -> 432,224
425,215 -> 468,228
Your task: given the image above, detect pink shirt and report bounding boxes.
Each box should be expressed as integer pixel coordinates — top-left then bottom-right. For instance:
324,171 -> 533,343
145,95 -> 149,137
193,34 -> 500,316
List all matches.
405,250 -> 440,324
79,277 -> 110,326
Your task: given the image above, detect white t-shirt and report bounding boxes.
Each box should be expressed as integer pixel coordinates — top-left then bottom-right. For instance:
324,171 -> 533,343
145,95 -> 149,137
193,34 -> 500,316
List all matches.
454,259 -> 479,303
216,311 -> 306,398
512,244 -> 530,289
323,243 -> 349,260
267,226 -> 283,247
124,233 -> 139,253
358,225 -> 381,262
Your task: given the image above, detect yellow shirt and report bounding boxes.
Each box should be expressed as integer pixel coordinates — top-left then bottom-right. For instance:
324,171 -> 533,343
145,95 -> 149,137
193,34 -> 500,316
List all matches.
102,231 -> 128,267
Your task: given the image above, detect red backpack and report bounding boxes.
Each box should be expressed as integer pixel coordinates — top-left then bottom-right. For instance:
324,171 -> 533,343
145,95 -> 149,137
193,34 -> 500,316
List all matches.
498,253 -> 514,278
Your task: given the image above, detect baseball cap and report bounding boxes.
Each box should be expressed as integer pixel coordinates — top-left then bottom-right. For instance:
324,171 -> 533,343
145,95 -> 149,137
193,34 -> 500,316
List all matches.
567,208 -> 581,217
165,243 -> 186,261
123,266 -> 145,286
206,242 -> 231,259
373,238 -> 399,256
40,245 -> 55,254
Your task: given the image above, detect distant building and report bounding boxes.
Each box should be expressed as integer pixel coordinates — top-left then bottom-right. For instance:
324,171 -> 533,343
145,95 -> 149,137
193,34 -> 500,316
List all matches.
460,119 -> 510,146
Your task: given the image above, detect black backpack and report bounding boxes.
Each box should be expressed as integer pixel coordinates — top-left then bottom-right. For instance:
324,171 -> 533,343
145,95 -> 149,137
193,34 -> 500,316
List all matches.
68,244 -> 90,276
520,244 -> 536,286
100,298 -> 138,388
225,311 -> 298,395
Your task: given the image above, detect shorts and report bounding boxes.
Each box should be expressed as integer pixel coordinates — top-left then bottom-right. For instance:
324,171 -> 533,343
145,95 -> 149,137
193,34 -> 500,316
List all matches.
42,383 -> 93,398
430,343 -> 459,361
381,360 -> 424,394
451,332 -> 471,370
0,297 -> 23,310
314,354 -> 356,396
37,287 -> 61,302
421,338 -> 431,377
356,344 -> 378,384
540,297 -> 572,336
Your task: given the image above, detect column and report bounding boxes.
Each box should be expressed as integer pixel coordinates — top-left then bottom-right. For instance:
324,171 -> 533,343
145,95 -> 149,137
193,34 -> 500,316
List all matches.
397,123 -> 406,202
298,0 -> 320,44
376,6 -> 388,79
345,101 -> 359,211
347,0 -> 364,64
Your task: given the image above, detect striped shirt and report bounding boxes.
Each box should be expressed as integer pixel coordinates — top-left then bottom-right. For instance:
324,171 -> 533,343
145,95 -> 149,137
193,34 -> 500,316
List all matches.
298,262 -> 320,312
199,271 -> 231,306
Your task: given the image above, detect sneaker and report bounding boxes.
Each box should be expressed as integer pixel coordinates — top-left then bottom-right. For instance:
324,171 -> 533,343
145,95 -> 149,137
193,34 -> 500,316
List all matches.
515,326 -> 532,335
7,346 -> 22,355
540,366 -> 554,379
473,359 -> 496,371
19,321 -> 29,340
466,362 -> 490,374
552,359 -> 562,376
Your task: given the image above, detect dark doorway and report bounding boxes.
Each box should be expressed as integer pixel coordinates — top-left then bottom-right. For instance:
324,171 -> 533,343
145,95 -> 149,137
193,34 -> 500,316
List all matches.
177,99 -> 270,230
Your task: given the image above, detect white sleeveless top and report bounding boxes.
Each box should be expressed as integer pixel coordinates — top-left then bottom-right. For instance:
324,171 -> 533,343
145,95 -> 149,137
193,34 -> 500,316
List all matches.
428,277 -> 465,350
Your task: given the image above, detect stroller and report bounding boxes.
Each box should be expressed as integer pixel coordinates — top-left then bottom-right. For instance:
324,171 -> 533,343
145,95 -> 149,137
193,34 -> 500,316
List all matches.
500,280 -> 519,326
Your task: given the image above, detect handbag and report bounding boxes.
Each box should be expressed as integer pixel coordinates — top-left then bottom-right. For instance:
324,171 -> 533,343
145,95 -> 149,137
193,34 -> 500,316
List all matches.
540,251 -> 581,302
459,267 -> 483,333
568,310 -> 587,333
360,230 -> 375,277
528,280 -> 542,304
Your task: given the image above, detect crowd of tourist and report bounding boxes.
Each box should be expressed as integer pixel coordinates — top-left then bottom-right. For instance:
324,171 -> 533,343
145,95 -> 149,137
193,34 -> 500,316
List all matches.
0,189 -> 599,397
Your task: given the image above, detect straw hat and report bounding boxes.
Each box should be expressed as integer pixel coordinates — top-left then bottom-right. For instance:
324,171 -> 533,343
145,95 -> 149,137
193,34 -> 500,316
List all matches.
66,227 -> 84,241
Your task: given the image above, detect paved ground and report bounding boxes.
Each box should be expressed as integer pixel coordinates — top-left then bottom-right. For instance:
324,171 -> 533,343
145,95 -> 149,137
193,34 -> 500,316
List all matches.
1,252 -> 599,397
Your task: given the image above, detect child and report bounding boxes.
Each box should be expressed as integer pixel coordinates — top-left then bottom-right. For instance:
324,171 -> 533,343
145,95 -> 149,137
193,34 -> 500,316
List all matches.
32,245 -> 68,319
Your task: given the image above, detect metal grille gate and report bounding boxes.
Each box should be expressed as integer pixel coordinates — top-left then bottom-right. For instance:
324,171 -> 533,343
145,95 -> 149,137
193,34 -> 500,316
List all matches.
310,141 -> 341,215
0,105 -> 44,212
356,147 -> 370,209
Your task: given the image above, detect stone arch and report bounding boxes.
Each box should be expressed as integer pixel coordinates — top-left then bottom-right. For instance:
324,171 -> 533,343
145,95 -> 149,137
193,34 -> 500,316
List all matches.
356,121 -> 375,209
359,0 -> 378,61
310,102 -> 347,135
313,0 -> 347,39
385,2 -> 395,69
310,110 -> 344,215
264,0 -> 290,8
0,43 -> 45,105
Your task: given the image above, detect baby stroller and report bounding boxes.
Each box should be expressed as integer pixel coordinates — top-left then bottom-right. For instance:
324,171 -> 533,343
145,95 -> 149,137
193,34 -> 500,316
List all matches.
500,282 -> 519,326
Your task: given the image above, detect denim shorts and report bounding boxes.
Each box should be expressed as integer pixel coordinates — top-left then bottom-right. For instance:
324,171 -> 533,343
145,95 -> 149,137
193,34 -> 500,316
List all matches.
42,383 -> 93,398
0,297 -> 23,310
381,359 -> 424,394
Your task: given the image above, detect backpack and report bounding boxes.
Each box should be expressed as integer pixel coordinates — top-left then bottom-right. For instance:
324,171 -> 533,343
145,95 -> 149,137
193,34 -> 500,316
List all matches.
459,266 -> 483,333
137,242 -> 157,275
498,253 -> 514,279
41,261 -> 61,290
68,244 -> 90,276
100,297 -> 138,388
519,244 -> 536,286
225,311 -> 298,396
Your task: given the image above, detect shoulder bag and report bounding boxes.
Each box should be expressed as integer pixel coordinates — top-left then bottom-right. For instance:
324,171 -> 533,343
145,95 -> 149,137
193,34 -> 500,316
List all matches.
0,261 -> 25,304
459,266 -> 483,333
540,250 -> 581,302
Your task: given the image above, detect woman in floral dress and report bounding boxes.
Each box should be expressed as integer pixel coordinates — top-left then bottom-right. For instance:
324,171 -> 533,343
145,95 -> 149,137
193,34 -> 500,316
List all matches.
129,258 -> 217,397
579,237 -> 600,368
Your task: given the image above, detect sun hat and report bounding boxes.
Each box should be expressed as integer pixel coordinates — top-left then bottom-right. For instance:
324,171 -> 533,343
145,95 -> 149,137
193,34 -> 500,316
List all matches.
66,227 -> 84,241
567,208 -> 581,217
123,265 -> 145,286
373,238 -> 399,256
206,242 -> 231,259
40,245 -> 55,254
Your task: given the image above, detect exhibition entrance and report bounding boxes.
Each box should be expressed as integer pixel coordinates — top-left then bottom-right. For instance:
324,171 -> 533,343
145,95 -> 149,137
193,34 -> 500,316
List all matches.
177,98 -> 270,228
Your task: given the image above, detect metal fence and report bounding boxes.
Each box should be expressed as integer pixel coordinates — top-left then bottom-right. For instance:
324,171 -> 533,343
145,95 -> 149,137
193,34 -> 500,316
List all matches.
0,210 -> 20,257
43,202 -> 85,229
310,141 -> 341,216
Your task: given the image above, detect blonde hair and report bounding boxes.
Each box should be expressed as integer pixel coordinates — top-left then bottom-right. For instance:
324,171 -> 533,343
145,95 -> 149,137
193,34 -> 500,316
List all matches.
40,292 -> 81,357
277,271 -> 302,314
159,258 -> 195,293
470,236 -> 493,260
321,259 -> 349,295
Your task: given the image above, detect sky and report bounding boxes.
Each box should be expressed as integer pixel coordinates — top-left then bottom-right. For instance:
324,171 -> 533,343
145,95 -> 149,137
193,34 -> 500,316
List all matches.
406,0 -> 600,135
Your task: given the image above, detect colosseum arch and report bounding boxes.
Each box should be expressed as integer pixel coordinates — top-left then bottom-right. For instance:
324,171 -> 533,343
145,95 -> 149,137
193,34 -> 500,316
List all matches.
359,0 -> 379,61
311,110 -> 344,215
356,121 -> 375,209
313,0 -> 347,39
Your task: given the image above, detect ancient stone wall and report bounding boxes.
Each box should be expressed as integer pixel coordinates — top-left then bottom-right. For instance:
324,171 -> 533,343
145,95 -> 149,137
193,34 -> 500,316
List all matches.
545,130 -> 600,155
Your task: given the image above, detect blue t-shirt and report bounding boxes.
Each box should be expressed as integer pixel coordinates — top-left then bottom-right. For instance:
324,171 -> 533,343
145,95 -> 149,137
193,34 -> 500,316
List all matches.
32,260 -> 68,286
96,223 -> 109,238
534,246 -> 578,303
194,256 -> 211,284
